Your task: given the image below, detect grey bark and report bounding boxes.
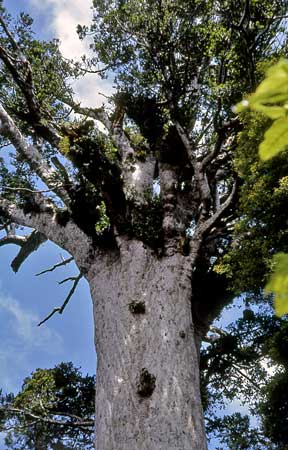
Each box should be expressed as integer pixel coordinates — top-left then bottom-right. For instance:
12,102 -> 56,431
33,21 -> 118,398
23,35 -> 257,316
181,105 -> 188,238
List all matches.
87,239 -> 207,450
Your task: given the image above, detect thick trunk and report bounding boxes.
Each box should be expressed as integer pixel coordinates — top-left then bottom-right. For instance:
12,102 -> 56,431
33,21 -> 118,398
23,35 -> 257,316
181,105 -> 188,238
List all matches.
87,240 -> 207,450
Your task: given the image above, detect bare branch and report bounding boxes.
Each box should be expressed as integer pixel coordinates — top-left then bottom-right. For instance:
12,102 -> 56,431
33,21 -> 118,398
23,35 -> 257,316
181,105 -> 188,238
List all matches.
0,16 -> 18,51
38,273 -> 82,326
3,186 -> 57,194
36,256 -> 74,276
51,156 -> 71,187
231,365 -> 262,391
188,180 -> 237,267
201,130 -> 226,169
58,275 -> 79,285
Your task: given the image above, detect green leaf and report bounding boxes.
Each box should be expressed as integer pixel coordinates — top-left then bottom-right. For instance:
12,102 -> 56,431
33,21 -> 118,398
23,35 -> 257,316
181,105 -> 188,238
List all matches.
250,59 -> 288,106
251,104 -> 287,120
265,253 -> 288,316
235,60 -> 288,114
259,117 -> 288,160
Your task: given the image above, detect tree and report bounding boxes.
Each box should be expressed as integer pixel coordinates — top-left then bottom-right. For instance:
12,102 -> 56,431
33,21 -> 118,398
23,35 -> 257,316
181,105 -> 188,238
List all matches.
0,1 -> 287,449
201,299 -> 287,449
0,362 -> 95,450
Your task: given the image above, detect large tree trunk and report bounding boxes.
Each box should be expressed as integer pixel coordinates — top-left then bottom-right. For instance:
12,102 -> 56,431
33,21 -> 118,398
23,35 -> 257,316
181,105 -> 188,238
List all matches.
87,239 -> 207,450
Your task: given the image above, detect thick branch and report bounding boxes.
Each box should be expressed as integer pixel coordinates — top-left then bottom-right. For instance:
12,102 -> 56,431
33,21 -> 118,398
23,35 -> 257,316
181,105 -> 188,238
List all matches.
0,234 -> 26,247
0,104 -> 70,205
0,197 -> 93,273
0,230 -> 47,272
66,98 -> 156,202
11,230 -> 47,273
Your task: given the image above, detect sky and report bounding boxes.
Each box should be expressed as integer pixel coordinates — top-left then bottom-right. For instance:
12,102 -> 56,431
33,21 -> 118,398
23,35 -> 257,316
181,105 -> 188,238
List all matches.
0,2 -> 252,449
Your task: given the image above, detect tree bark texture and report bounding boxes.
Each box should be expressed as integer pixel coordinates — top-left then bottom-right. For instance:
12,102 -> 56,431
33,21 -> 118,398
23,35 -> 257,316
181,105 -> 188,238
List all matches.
87,239 -> 207,450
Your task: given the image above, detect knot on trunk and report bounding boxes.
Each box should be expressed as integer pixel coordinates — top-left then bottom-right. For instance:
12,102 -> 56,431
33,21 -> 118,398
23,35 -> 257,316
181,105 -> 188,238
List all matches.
128,300 -> 146,314
137,368 -> 156,397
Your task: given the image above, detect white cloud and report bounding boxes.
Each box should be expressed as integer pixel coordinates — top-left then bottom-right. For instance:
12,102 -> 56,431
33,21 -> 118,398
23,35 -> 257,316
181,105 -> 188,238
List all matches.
0,293 -> 63,392
28,0 -> 114,106
0,294 -> 62,348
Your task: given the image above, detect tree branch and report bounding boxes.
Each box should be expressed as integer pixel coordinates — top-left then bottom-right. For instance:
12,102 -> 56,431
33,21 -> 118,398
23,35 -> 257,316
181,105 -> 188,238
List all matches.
0,405 -> 94,429
36,256 -> 74,276
198,179 -> 237,237
0,197 -> 93,273
11,230 -> 47,273
0,104 -> 70,205
0,229 -> 47,272
38,273 -> 82,326
63,98 -> 111,130
238,0 -> 250,29
58,275 -> 79,285
188,180 -> 237,267
0,15 -> 61,148
0,234 -> 26,247
174,121 -> 196,166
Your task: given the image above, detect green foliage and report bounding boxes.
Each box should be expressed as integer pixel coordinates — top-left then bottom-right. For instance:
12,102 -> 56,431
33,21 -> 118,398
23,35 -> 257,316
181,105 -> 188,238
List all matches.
260,116 -> 288,160
1,362 -> 95,450
207,413 -> 269,450
0,13 -> 78,131
236,59 -> 288,315
89,0 -> 286,117
238,60 -> 288,115
265,253 -> 288,316
259,371 -> 288,448
95,201 -> 110,233
202,302 -> 288,449
215,111 -> 288,293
